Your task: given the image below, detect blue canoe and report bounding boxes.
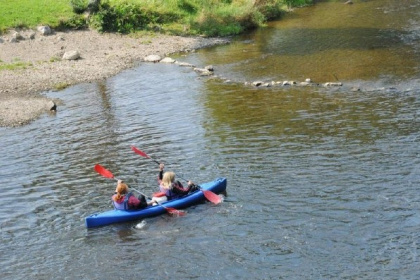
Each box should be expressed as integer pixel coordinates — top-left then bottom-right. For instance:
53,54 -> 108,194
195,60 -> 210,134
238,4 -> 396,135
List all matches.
85,177 -> 227,228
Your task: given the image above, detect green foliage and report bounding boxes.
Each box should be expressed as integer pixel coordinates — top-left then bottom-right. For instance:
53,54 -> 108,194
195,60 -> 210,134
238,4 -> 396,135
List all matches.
93,0 -> 288,36
0,0 -> 308,36
191,1 -> 266,36
177,0 -> 199,14
70,0 -> 89,14
254,0 -> 284,20
90,0 -> 183,33
87,0 -> 101,13
90,1 -> 148,33
57,15 -> 88,30
283,0 -> 312,8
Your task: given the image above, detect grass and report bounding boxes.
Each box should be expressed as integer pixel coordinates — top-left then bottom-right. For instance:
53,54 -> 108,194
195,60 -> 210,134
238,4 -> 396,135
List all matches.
0,55 -> 63,71
0,59 -> 33,70
0,0 -> 73,33
53,82 -> 71,91
49,56 -> 62,63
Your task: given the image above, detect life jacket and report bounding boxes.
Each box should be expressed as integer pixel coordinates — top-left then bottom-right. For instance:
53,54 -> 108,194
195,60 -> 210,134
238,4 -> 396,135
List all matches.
112,192 -> 133,210
159,181 -> 183,200
159,184 -> 173,200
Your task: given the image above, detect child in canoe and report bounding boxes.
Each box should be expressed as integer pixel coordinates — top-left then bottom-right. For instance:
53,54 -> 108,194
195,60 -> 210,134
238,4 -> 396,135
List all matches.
154,163 -> 198,203
112,180 -> 154,210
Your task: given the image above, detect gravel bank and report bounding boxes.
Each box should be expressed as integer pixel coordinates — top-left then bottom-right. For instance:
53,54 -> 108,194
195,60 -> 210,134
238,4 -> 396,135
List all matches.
0,29 -> 229,127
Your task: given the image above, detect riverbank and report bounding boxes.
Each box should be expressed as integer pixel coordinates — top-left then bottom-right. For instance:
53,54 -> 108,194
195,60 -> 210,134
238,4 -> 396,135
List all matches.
0,29 -> 229,127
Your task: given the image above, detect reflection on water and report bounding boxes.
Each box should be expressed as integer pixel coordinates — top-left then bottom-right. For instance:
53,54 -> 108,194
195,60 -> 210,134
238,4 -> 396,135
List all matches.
1,1 -> 420,279
204,81 -> 419,141
192,0 -> 420,84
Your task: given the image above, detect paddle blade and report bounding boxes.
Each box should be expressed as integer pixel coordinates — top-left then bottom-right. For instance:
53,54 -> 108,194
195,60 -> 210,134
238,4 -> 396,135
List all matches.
94,164 -> 114,179
165,207 -> 186,217
202,190 -> 222,204
131,146 -> 150,159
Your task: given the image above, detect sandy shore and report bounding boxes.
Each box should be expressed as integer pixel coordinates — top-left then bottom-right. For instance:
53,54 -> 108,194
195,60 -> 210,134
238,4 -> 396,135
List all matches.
0,29 -> 229,127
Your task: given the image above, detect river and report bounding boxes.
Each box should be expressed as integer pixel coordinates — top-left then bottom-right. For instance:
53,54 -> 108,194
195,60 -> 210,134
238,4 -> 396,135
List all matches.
1,0 -> 419,279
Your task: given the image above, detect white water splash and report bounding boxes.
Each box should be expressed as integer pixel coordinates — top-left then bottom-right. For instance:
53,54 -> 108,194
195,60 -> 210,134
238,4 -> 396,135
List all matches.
134,220 -> 147,229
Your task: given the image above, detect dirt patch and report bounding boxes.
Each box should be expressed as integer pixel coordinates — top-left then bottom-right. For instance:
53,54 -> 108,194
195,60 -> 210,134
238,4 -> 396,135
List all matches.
0,29 -> 229,127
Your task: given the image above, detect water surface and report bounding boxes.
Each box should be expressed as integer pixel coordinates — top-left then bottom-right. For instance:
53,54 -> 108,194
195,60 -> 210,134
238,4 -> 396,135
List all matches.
1,1 -> 419,279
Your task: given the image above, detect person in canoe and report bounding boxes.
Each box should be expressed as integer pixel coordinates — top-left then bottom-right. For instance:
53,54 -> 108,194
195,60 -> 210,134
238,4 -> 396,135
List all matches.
155,163 -> 198,202
112,180 -> 154,210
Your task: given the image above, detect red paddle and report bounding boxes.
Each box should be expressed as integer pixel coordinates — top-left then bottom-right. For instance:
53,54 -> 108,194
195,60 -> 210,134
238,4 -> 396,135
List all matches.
94,164 -> 185,216
130,146 -> 222,204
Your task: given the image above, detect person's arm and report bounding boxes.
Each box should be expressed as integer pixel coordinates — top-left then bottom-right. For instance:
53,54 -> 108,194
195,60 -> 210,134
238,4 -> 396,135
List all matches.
157,163 -> 164,184
187,181 -> 199,192
171,181 -> 190,195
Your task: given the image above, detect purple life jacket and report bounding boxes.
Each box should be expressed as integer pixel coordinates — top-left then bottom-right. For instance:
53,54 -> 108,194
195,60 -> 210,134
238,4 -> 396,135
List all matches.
112,192 -> 133,210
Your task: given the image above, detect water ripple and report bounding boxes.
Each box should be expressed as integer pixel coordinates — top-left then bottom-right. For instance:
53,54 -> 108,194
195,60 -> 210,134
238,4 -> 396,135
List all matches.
1,2 -> 420,279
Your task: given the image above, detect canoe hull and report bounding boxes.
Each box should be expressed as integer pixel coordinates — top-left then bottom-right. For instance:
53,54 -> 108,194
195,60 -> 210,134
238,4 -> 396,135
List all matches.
85,177 -> 227,228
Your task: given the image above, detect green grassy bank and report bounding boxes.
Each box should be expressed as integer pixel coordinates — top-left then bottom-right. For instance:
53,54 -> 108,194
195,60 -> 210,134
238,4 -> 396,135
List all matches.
0,0 -> 312,36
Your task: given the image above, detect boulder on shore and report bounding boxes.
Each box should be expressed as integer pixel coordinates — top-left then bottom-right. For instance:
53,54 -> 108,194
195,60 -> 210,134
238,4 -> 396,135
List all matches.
62,50 -> 80,60
160,57 -> 176,63
144,55 -> 162,62
37,25 -> 52,36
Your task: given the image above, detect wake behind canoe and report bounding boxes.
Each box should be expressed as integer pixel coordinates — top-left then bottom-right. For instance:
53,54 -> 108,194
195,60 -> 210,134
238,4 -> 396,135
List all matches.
85,177 -> 227,228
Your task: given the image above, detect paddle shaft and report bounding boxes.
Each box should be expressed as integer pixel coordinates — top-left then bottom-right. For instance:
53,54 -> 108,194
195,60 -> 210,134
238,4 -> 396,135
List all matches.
95,164 -> 149,196
130,187 -> 151,200
130,146 -> 190,181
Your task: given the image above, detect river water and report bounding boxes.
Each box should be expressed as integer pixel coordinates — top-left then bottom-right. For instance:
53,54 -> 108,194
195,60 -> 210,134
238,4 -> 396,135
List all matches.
1,0 -> 420,279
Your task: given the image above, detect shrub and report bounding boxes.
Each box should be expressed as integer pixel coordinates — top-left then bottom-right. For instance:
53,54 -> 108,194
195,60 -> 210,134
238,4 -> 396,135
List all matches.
90,1 -> 148,33
57,14 -> 88,30
254,0 -> 284,20
89,1 -> 182,33
71,0 -> 88,14
193,14 -> 244,37
87,0 -> 101,13
177,0 -> 198,14
191,1 -> 266,36
284,0 -> 312,8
